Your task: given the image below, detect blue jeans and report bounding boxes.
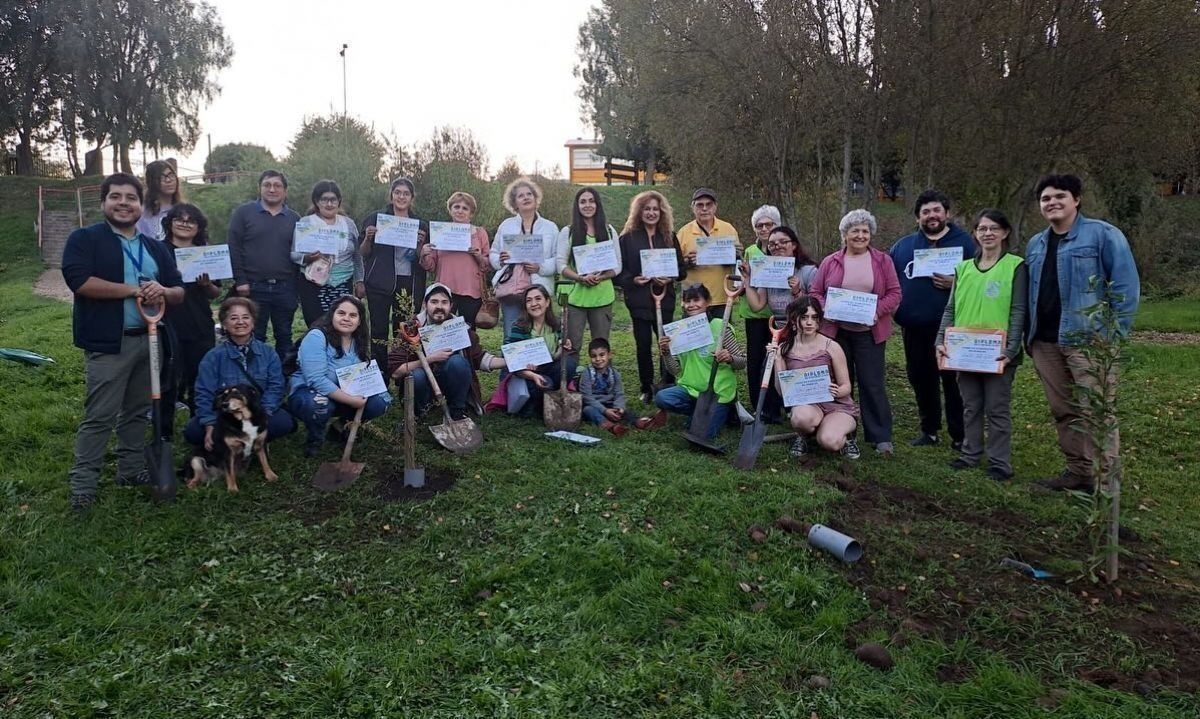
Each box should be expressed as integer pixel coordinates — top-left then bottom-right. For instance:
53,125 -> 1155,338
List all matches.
183,411 -> 297,446
287,387 -> 391,443
654,385 -> 728,440
412,353 -> 473,415
507,357 -> 578,416
249,279 -> 299,361
582,405 -> 634,425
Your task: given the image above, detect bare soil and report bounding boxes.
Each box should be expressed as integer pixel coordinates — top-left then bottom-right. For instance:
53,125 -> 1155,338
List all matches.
32,269 -> 72,303
376,467 -> 458,503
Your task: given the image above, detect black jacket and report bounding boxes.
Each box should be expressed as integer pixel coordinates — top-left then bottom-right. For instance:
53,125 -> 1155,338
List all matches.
615,228 -> 684,321
360,205 -> 428,301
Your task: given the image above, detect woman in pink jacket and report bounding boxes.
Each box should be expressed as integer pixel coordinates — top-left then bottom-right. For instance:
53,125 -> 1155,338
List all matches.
419,191 -> 492,327
810,209 -> 902,456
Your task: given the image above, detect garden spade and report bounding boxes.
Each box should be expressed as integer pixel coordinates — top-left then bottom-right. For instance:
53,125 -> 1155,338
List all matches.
733,316 -> 787,470
137,297 -> 176,503
312,406 -> 365,492
684,276 -> 742,454
401,324 -> 482,454
544,299 -> 581,431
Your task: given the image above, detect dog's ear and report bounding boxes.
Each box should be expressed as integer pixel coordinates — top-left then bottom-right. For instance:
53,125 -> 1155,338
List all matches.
243,384 -> 261,401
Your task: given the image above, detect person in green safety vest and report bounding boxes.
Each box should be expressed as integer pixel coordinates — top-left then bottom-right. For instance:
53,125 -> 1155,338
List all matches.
935,209 -> 1028,481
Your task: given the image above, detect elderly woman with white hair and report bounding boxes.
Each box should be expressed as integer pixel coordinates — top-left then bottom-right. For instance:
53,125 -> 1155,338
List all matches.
810,209 -> 902,456
490,177 -> 560,338
739,204 -> 783,421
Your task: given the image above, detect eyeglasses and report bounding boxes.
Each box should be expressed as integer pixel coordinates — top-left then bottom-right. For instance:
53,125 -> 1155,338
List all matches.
768,239 -> 796,248
171,218 -> 198,227
261,182 -> 285,190
975,225 -> 1005,234
754,222 -> 776,230
318,196 -> 341,205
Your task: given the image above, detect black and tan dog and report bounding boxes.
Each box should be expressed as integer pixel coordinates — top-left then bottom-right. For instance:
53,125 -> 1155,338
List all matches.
184,384 -> 278,493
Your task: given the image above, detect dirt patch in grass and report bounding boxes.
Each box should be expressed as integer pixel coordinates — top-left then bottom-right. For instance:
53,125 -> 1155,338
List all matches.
816,466 -> 1200,695
1132,330 -> 1200,345
32,269 -> 71,303
376,467 -> 458,503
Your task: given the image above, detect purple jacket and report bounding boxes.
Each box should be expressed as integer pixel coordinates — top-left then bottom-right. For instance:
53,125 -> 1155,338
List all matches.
810,247 -> 903,344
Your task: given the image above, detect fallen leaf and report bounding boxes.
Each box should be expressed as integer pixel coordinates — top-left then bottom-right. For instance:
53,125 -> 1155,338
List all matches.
738,582 -> 753,593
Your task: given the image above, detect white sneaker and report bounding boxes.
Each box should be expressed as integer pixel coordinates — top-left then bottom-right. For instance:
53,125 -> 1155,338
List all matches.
736,402 -> 755,424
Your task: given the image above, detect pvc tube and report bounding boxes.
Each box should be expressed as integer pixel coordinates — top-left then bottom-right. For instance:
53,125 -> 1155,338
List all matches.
404,467 -> 425,489
807,524 -> 863,563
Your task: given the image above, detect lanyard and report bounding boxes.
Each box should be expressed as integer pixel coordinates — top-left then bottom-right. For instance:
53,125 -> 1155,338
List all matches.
121,238 -> 145,275
522,215 -> 536,235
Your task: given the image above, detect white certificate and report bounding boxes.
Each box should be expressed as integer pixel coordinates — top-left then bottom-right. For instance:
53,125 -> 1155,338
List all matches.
375,215 -> 420,249
573,240 -> 619,275
824,287 -> 878,326
419,316 -> 471,355
294,224 -> 345,255
749,255 -> 795,290
500,337 -> 554,372
912,247 -> 963,277
663,313 -> 713,356
174,245 -> 233,283
694,235 -> 737,265
430,221 -> 473,252
941,327 -> 1006,374
335,360 -> 388,397
639,248 -> 679,279
778,366 -> 834,406
503,234 -> 545,264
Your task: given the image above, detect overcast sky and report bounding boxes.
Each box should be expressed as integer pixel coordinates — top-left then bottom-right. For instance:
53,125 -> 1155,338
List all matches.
171,0 -> 598,178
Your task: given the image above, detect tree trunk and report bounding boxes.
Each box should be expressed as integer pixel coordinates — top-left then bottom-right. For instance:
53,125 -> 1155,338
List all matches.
16,132 -> 35,176
646,151 -> 657,185
839,126 -> 852,217
119,143 -> 133,174
84,146 -> 105,177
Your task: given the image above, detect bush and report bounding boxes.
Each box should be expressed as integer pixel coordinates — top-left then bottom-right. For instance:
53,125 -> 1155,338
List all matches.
203,143 -> 276,178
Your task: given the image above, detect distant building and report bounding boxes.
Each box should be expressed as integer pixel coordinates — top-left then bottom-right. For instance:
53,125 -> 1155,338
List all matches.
564,139 -> 667,185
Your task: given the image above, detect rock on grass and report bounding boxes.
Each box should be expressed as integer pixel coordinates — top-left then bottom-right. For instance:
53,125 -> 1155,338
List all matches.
854,642 -> 894,670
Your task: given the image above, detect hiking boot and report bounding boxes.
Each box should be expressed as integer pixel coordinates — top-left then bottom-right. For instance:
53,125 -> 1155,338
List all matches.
789,434 -> 810,458
987,467 -> 1014,482
70,494 -> 96,515
601,420 -> 628,437
1036,471 -> 1094,492
949,457 -> 976,471
115,469 -> 152,487
875,441 -> 894,457
841,437 -> 862,460
910,433 -> 939,447
636,409 -> 668,430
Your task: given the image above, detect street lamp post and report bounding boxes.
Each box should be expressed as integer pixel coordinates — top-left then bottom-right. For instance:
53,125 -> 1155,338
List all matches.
339,43 -> 348,130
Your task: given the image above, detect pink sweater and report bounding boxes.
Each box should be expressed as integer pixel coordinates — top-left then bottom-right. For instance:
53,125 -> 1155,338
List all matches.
419,226 -> 492,298
810,247 -> 903,344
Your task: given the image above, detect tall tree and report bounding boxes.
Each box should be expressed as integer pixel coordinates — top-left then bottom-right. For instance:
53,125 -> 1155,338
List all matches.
0,0 -> 66,175
416,126 -> 489,179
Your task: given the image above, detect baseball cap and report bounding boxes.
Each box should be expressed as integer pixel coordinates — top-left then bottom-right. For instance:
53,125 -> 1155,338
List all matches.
691,187 -> 717,203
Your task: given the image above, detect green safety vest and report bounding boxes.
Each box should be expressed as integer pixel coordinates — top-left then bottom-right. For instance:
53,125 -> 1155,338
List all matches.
952,253 -> 1024,330
679,318 -> 738,403
737,244 -> 774,320
566,234 -> 616,308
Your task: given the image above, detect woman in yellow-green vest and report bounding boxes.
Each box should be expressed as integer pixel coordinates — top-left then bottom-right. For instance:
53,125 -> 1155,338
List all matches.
936,209 -> 1028,481
640,283 -> 747,440
556,187 -> 620,355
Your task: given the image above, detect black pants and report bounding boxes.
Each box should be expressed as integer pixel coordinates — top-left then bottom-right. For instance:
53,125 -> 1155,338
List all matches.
836,328 -> 892,444
453,294 -> 483,330
366,288 -> 406,372
160,335 -> 212,438
745,317 -> 782,421
901,323 -> 964,442
631,309 -> 675,396
298,277 -> 353,327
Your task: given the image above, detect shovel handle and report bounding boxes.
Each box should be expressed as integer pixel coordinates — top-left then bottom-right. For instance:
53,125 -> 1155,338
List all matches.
136,295 -> 166,329
724,274 -> 744,300
339,405 -> 365,464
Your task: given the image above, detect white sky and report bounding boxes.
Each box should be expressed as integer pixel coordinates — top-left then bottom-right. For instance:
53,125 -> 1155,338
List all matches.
170,0 -> 598,178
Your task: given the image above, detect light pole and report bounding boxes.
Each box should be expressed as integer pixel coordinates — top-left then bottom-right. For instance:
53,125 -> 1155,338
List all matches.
339,43 -> 348,130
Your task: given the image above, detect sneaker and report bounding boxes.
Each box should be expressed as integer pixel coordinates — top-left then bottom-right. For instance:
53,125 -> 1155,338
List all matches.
987,467 -> 1014,482
1036,471 -> 1094,492
789,434 -> 810,458
949,457 -> 976,470
910,433 -> 939,447
636,409 -> 668,430
736,402 -> 755,424
602,420 -> 628,437
70,494 -> 96,514
449,409 -> 469,421
174,401 -> 191,417
638,392 -> 652,405
951,439 -> 963,452
115,469 -> 152,487
841,437 -> 862,460
875,441 -> 894,457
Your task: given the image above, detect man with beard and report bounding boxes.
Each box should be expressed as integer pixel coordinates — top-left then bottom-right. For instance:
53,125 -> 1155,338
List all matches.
889,189 -> 974,450
61,173 -> 185,513
387,284 -> 505,420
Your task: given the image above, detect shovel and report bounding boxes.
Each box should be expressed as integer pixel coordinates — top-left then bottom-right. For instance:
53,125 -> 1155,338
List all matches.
650,282 -> 667,395
684,276 -> 742,454
402,374 -> 424,488
137,297 -> 176,504
312,405 -> 365,492
733,316 -> 788,470
544,299 -> 581,431
401,323 -> 483,454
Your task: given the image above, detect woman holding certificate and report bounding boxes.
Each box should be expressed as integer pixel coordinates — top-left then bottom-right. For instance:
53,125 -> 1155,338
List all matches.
810,209 -> 902,456
742,226 -> 819,316
293,180 -> 365,326
556,188 -> 621,353
502,286 -> 576,417
615,190 -> 686,404
773,296 -> 860,458
287,296 -> 391,457
935,209 -> 1027,481
490,178 -> 560,338
161,203 -> 221,419
420,191 -> 492,327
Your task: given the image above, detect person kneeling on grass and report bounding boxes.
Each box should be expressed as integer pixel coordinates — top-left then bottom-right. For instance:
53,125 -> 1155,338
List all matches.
640,283 -> 746,440
504,285 -> 577,417
579,337 -> 643,436
773,295 -> 861,459
287,296 -> 392,457
388,283 -> 506,420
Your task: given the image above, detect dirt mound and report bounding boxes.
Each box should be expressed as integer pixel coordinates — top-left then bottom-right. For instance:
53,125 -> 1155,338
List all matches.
376,467 -> 457,503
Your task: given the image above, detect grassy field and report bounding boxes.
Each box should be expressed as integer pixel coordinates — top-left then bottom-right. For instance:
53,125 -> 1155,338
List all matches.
2,180 -> 1199,717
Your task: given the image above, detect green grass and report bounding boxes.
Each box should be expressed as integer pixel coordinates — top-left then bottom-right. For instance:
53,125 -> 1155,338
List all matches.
1132,297 -> 1199,333
2,181 -> 1199,717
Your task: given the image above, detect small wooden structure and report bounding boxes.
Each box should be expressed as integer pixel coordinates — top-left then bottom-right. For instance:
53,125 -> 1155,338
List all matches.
564,139 -> 667,186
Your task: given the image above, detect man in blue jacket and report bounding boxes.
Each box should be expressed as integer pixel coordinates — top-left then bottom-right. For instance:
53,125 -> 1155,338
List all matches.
61,173 -> 184,512
1026,174 -> 1139,491
889,189 -> 974,450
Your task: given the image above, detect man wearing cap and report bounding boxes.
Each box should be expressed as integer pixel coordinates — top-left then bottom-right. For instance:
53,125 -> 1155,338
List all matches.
227,170 -> 301,360
361,178 -> 429,371
388,284 -> 505,420
677,188 -> 743,320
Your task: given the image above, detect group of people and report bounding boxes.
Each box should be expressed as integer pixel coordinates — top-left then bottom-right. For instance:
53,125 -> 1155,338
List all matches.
61,167 -> 1139,512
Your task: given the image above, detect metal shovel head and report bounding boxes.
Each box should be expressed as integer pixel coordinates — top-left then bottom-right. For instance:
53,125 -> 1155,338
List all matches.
543,389 -> 582,431
146,439 -> 177,503
312,459 -> 366,492
733,417 -> 768,470
429,410 -> 483,455
683,430 -> 726,455
689,389 -> 719,440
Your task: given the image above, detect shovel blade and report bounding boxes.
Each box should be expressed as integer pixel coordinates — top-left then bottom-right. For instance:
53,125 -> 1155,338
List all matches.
146,440 -> 177,503
683,431 -> 726,455
544,391 -> 582,431
690,391 -> 718,438
733,420 -> 767,470
429,416 -> 483,455
312,460 -> 365,492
